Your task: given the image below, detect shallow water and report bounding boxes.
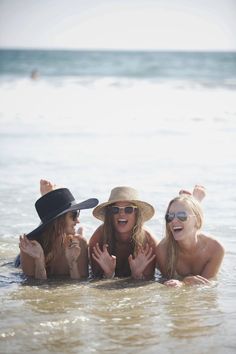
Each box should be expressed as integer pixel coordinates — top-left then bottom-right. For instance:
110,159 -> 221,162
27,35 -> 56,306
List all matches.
0,50 -> 236,353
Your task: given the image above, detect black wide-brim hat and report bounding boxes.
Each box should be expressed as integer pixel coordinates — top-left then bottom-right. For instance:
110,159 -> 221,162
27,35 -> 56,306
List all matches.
27,188 -> 99,240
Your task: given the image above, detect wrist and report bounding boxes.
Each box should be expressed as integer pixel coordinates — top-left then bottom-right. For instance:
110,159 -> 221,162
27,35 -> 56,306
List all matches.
132,272 -> 144,280
103,271 -> 115,279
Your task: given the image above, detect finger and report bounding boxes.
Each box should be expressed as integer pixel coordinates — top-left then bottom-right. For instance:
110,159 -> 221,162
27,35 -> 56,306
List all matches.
69,244 -> 80,250
144,244 -> 149,255
103,244 -> 109,253
93,244 -> 102,257
92,253 -> 101,264
145,253 -> 156,265
195,275 -> 210,283
95,243 -> 103,255
128,254 -> 133,262
146,246 -> 153,258
77,226 -> 83,236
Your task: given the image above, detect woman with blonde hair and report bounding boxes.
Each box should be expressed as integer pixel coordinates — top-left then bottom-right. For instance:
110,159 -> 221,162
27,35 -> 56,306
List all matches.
156,194 -> 225,286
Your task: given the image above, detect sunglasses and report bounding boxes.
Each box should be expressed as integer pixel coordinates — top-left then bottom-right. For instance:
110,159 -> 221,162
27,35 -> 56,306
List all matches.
110,206 -> 138,215
71,210 -> 80,221
165,211 -> 193,223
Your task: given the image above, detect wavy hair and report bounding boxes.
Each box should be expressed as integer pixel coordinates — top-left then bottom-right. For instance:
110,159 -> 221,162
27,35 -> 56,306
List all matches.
102,203 -> 146,256
37,214 -> 68,269
164,195 -> 204,279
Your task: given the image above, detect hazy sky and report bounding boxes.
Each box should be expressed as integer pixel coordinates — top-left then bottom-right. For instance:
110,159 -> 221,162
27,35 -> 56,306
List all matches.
0,0 -> 236,50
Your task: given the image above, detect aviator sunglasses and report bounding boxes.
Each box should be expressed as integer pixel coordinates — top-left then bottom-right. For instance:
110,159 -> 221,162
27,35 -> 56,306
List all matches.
110,206 -> 138,215
165,211 -> 193,223
71,210 -> 80,221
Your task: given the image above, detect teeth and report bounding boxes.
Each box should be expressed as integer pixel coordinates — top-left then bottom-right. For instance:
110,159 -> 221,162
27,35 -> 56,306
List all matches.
118,219 -> 127,224
173,226 -> 182,231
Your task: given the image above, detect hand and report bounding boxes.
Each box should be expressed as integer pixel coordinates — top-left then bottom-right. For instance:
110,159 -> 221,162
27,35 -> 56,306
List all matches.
19,234 -> 44,260
183,275 -> 211,285
192,185 -> 206,202
128,244 -> 156,280
164,279 -> 184,287
92,243 -> 116,278
64,235 -> 81,265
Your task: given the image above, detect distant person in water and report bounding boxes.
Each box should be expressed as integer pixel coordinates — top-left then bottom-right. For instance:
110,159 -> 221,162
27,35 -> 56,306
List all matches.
89,185 -> 205,280
30,69 -> 40,80
18,180 -> 98,280
156,193 -> 225,287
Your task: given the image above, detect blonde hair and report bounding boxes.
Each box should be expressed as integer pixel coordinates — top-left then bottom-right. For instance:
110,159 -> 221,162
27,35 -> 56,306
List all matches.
164,195 -> 204,279
102,204 -> 146,256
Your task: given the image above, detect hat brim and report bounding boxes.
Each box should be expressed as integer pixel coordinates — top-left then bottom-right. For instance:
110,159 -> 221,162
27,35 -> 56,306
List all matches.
27,198 -> 98,240
93,199 -> 155,222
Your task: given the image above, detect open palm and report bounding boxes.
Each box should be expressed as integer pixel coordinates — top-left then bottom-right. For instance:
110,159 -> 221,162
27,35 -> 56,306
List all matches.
129,244 -> 156,279
92,243 -> 116,277
19,234 -> 44,259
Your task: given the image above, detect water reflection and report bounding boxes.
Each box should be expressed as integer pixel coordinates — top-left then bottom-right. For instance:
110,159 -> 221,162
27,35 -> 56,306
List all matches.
0,276 -> 232,354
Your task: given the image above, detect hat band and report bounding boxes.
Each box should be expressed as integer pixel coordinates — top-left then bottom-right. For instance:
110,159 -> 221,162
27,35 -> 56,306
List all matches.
40,200 -> 77,223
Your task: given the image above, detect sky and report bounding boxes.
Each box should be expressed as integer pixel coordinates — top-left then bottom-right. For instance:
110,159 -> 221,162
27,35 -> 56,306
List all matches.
0,0 -> 236,51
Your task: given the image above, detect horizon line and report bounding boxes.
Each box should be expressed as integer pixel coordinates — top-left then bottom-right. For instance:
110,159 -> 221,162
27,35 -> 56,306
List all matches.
0,46 -> 236,53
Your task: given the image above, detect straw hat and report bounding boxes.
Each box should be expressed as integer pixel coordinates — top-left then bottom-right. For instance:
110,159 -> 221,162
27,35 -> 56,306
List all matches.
93,186 -> 155,222
27,188 -> 98,239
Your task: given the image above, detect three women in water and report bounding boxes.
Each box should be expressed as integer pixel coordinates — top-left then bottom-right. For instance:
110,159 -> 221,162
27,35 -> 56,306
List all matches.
19,180 -> 224,285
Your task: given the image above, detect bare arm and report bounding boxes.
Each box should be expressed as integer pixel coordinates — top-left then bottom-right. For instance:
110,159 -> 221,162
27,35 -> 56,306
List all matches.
89,226 -> 106,277
64,234 -> 89,279
199,241 -> 225,279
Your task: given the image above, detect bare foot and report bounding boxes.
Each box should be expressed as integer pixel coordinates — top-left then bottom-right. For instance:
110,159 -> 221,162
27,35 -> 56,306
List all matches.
40,179 -> 57,196
192,185 -> 206,202
179,189 -> 192,196
179,185 -> 206,202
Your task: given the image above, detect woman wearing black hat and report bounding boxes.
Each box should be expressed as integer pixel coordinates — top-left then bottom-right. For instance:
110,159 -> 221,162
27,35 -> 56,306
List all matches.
18,181 -> 98,280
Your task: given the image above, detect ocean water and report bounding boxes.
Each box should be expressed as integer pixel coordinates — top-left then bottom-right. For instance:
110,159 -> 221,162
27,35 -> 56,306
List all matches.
0,49 -> 236,353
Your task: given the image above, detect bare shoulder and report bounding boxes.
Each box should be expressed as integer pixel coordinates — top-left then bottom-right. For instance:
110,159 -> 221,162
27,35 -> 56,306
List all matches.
156,238 -> 168,259
200,233 -> 225,255
143,226 -> 159,246
89,224 -> 104,246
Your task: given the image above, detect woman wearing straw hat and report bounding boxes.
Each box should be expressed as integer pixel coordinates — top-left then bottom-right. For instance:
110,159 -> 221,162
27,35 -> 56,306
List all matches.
18,180 -> 98,280
89,186 -> 158,280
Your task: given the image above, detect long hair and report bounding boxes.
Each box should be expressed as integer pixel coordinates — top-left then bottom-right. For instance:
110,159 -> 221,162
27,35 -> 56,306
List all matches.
102,204 -> 146,256
37,214 -> 68,267
164,195 -> 204,279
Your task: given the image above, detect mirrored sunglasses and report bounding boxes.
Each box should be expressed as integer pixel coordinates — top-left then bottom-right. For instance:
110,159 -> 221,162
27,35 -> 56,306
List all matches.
110,206 -> 138,215
165,211 -> 190,223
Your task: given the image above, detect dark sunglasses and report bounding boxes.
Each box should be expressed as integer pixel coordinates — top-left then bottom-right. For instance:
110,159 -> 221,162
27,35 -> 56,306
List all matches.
110,206 -> 138,215
71,210 -> 80,221
165,211 -> 191,223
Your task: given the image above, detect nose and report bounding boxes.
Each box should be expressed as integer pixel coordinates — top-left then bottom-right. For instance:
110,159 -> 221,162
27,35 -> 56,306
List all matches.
118,208 -> 126,216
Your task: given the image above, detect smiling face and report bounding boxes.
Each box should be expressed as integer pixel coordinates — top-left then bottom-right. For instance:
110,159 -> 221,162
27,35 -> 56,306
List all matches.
166,199 -> 198,241
111,201 -> 137,238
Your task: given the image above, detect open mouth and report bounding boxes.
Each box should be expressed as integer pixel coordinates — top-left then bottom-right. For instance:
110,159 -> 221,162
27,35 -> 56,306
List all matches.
118,219 -> 128,225
173,226 -> 183,233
